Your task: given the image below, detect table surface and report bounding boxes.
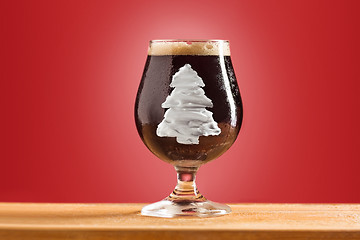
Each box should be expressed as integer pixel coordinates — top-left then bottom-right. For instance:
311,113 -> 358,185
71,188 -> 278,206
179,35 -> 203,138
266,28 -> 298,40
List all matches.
0,203 -> 360,240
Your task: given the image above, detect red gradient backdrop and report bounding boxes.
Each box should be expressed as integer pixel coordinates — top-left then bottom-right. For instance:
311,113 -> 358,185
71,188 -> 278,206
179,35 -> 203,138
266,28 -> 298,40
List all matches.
1,0 -> 360,203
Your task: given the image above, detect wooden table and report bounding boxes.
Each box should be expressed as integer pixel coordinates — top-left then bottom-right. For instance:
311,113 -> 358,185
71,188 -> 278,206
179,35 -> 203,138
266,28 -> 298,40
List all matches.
0,203 -> 359,239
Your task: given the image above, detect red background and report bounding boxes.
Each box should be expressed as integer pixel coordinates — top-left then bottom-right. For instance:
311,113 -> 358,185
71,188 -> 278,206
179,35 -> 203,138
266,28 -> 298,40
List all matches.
1,0 -> 360,203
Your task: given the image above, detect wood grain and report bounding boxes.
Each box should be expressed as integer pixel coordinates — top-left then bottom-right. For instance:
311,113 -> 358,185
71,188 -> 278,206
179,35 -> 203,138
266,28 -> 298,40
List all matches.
0,203 -> 359,239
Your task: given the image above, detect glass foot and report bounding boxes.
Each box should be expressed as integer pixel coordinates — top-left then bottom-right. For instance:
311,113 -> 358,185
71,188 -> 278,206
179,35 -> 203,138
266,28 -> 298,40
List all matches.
141,199 -> 231,218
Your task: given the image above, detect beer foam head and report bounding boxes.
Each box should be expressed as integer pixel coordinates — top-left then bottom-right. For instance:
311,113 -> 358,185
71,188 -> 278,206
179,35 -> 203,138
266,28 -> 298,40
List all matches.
148,40 -> 230,56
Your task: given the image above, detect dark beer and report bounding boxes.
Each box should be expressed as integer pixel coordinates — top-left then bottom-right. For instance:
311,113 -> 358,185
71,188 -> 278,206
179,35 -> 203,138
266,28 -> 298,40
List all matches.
135,43 -> 242,167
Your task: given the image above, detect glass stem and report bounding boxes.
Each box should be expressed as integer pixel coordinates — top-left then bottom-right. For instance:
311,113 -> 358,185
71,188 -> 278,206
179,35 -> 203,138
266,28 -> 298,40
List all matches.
167,166 -> 206,202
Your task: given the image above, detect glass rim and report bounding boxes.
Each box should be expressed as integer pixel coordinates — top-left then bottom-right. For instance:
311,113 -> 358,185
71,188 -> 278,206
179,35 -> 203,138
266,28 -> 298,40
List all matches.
150,39 -> 229,43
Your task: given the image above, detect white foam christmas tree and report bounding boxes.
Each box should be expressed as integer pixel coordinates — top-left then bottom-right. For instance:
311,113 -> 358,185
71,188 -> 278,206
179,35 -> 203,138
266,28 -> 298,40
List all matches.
156,64 -> 221,144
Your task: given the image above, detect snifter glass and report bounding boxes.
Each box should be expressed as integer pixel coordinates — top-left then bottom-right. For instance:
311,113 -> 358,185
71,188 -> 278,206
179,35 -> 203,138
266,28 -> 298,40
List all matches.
135,39 -> 243,217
